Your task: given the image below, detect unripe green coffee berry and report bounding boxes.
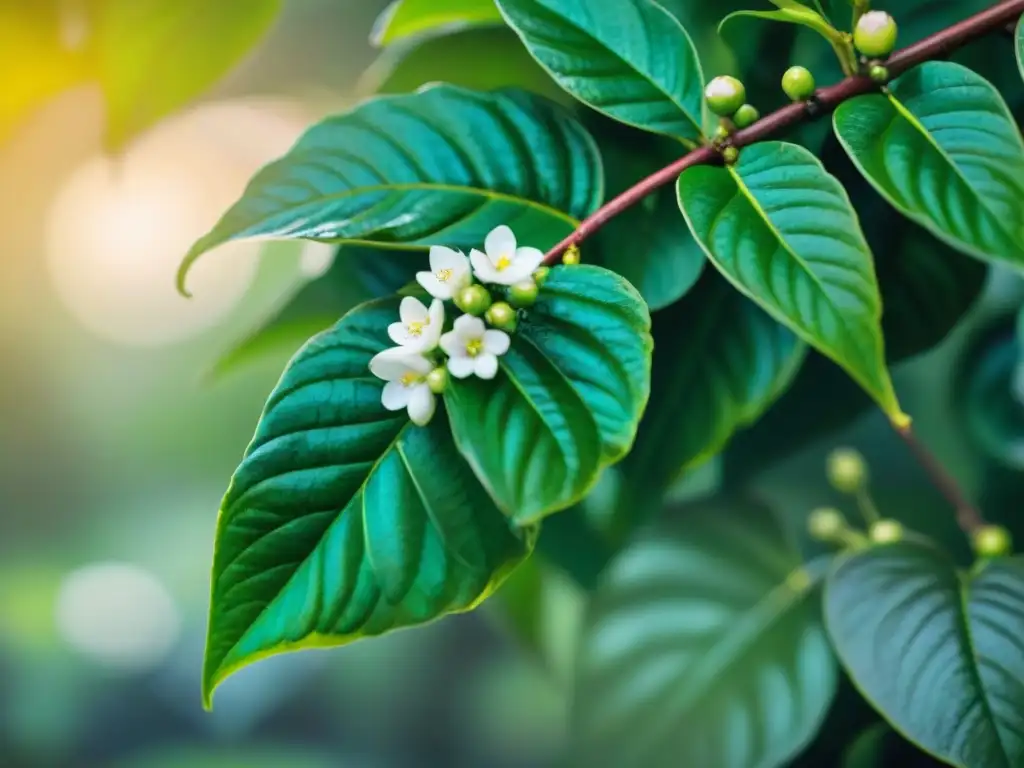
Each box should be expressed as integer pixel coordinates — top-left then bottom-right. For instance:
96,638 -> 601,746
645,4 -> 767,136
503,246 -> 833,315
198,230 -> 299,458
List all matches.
869,64 -> 890,83
455,284 -> 492,316
533,266 -> 550,285
732,104 -> 760,129
870,519 -> 904,544
704,76 -> 746,117
808,507 -> 847,541
562,245 -> 581,266
782,66 -> 816,102
721,146 -> 739,165
485,301 -> 517,332
827,448 -> 867,493
973,525 -> 1013,558
426,367 -> 448,394
854,11 -> 898,58
509,278 -> 539,308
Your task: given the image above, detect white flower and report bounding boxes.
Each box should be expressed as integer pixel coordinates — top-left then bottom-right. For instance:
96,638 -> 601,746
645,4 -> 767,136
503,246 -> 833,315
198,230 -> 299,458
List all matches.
368,348 -> 436,426
470,225 -> 545,285
416,246 -> 471,300
388,296 -> 444,352
440,315 -> 510,380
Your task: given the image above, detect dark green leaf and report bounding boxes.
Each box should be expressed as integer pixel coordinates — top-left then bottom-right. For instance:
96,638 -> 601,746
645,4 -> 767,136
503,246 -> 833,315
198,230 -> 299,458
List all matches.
98,0 -> 281,150
371,0 -> 502,46
1018,16 -> 1023,81
203,297 -> 533,706
842,724 -> 891,768
179,85 -> 602,294
677,141 -> 903,421
573,498 -> 837,768
719,7 -> 835,43
495,0 -> 706,141
825,542 -> 1024,768
833,61 -> 1024,268
446,265 -> 652,525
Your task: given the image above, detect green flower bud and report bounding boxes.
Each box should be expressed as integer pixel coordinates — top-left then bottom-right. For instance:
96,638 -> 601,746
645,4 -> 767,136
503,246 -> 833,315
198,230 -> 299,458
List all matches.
533,266 -> 550,285
455,284 -> 492,316
870,519 -> 904,545
854,11 -> 898,58
713,123 -> 731,141
869,64 -> 890,83
704,76 -> 746,117
827,448 -> 867,493
509,278 -> 539,308
732,103 -> 760,129
973,525 -> 1013,558
562,245 -> 581,266
722,146 -> 739,165
782,66 -> 816,102
485,301 -> 517,332
426,367 -> 448,394
808,507 -> 847,541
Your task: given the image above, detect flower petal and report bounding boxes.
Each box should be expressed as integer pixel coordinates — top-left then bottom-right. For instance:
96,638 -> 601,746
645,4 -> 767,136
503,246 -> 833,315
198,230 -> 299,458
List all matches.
475,353 -> 499,380
428,298 -> 445,327
381,380 -> 411,411
515,246 -> 545,273
485,225 -> 516,264
483,329 -> 510,356
407,385 -> 436,426
417,271 -> 452,300
430,246 -> 467,272
369,348 -> 412,381
493,263 -> 532,285
399,296 -> 428,324
453,313 -> 486,340
440,330 -> 462,358
388,321 -> 414,348
470,248 -> 499,284
447,355 -> 476,379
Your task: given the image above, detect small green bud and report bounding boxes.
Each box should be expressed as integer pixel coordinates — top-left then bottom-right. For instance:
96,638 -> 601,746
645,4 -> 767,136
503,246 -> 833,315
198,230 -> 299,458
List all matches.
533,266 -> 550,285
732,103 -> 760,129
562,245 -> 581,266
869,64 -> 890,83
827,448 -> 867,493
713,123 -> 731,141
722,146 -> 739,165
808,507 -> 847,541
854,11 -> 898,58
782,66 -> 816,102
973,525 -> 1013,558
426,367 -> 448,394
455,284 -> 492,316
704,75 -> 746,117
870,519 -> 904,545
509,278 -> 539,308
485,301 -> 517,332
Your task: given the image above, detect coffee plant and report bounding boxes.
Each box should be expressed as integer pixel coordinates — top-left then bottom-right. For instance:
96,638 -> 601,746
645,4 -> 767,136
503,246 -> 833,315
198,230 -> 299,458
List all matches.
173,0 -> 1024,765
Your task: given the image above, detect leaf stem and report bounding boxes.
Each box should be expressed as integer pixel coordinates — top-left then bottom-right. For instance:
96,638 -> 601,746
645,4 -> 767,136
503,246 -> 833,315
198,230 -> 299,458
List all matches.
541,0 -> 1024,265
854,487 -> 882,526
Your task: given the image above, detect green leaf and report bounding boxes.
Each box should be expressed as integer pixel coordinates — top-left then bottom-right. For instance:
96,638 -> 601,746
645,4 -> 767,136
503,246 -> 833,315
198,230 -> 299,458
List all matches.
495,0 -> 706,142
97,0 -> 281,151
842,724 -> 891,768
825,542 -> 1024,768
573,498 -> 838,767
833,61 -> 1024,269
371,0 -> 502,46
957,327 -> 1024,471
1018,16 -> 1024,82
446,265 -> 652,525
621,269 -> 805,508
203,297 -> 534,707
677,141 -> 904,422
179,84 -> 602,294
719,7 -> 836,44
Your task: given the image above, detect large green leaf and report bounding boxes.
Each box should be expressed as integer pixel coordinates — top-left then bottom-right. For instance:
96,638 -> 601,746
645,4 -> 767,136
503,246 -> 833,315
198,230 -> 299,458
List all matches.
573,498 -> 838,768
495,0 -> 706,142
833,62 -> 1024,268
371,0 -> 502,46
825,542 -> 1024,768
446,265 -> 652,525
1018,17 -> 1024,82
97,0 -> 281,150
179,84 -> 602,294
203,297 -> 534,706
622,270 -> 805,509
677,141 -> 903,421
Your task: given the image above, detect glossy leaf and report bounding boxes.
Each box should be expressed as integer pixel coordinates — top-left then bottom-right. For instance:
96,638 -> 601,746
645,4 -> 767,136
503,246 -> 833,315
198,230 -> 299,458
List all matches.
371,0 -> 502,46
495,0 -> 706,141
825,542 -> 1024,768
1018,16 -> 1023,82
203,297 -> 533,706
677,141 -> 903,420
97,0 -> 281,150
719,7 -> 835,43
842,724 -> 891,768
179,84 -> 602,294
833,61 -> 1024,268
446,265 -> 652,525
957,328 -> 1024,472
573,498 -> 838,768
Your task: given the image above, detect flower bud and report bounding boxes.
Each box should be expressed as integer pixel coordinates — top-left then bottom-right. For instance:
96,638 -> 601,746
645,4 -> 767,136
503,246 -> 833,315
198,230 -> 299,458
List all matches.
509,278 -> 539,308
562,245 -> 581,266
455,284 -> 492,316
973,525 -> 1013,558
782,66 -> 816,102
426,367 -> 448,394
705,76 -> 746,117
732,104 -> 760,129
722,146 -> 740,165
870,519 -> 904,544
808,507 -> 847,541
869,64 -> 890,83
827,448 -> 867,493
854,11 -> 898,58
533,266 -> 551,285
485,301 -> 517,332
713,123 -> 732,141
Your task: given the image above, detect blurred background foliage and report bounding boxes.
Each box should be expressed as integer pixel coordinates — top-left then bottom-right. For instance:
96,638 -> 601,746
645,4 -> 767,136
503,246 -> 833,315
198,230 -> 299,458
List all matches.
2,0 -> 1024,766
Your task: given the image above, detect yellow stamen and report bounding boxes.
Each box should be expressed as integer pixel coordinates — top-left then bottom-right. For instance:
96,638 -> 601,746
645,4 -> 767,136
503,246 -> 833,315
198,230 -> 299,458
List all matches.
495,254 -> 512,271
407,321 -> 424,336
400,372 -> 420,387
466,339 -> 484,358
436,268 -> 453,282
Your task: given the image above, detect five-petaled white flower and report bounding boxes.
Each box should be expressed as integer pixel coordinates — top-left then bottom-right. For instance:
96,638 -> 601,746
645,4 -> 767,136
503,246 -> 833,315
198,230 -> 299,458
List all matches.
440,315 -> 510,380
388,296 -> 444,352
416,246 -> 471,300
369,348 -> 437,426
470,225 -> 545,285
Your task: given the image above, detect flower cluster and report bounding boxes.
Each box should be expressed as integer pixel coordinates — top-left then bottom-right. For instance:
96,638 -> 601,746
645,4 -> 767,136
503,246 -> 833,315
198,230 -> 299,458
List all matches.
367,225 -> 548,427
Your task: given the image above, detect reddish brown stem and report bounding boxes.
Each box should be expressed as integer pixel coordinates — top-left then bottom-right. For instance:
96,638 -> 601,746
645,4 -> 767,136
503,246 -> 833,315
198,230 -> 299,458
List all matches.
543,0 -> 1024,266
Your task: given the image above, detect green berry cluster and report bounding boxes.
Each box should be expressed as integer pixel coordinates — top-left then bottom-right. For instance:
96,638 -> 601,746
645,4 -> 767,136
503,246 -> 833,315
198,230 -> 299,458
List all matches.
454,267 -> 549,334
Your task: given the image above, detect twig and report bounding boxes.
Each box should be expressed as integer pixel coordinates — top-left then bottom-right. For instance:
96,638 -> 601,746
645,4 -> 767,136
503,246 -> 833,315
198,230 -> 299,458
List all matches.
542,0 -> 1024,266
